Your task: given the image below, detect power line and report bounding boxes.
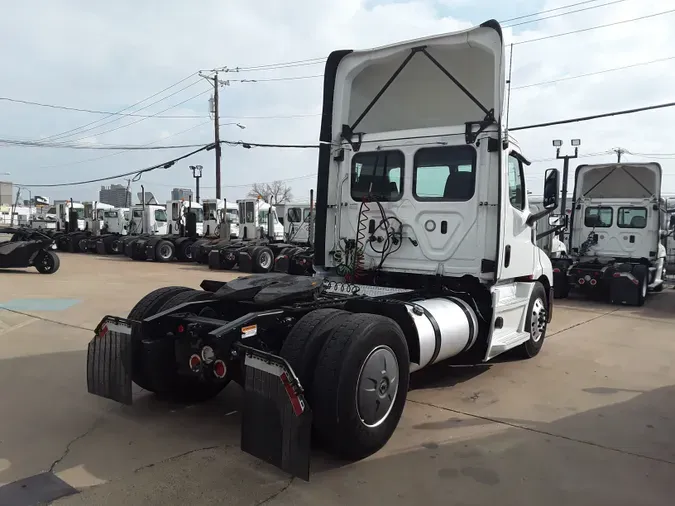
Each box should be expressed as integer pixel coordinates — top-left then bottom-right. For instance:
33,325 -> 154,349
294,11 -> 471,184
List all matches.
16,143 -> 216,188
514,8 -> 675,45
510,99 -> 675,131
144,172 -> 317,189
504,0 -> 629,28
0,96 -> 208,119
27,120 -> 213,170
59,88 -> 212,144
38,74 -> 200,142
221,0 -> 640,73
512,55 -> 675,90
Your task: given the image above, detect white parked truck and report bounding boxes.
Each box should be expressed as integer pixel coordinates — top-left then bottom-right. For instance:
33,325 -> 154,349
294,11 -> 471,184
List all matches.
202,199 -> 240,238
280,202 -> 314,244
551,162 -> 669,304
86,20 -> 558,481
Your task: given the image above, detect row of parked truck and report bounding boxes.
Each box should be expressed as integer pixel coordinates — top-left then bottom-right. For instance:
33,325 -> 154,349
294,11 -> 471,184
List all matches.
26,195 -> 317,275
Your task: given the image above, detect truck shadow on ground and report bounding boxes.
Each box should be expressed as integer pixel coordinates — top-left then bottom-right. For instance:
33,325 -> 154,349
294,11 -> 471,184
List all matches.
288,385 -> 675,506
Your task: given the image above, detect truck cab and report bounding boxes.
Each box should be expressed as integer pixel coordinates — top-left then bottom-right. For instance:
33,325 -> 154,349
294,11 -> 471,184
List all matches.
102,208 -> 130,235
281,202 -> 314,244
86,19 -> 560,482
130,205 -> 168,235
202,199 -> 240,238
237,198 -> 284,241
552,162 -> 667,303
167,200 -> 203,237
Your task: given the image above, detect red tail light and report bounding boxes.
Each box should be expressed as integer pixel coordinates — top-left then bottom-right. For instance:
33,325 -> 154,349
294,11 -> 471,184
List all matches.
213,360 -> 227,379
578,278 -> 585,284
553,268 -> 560,273
189,354 -> 201,372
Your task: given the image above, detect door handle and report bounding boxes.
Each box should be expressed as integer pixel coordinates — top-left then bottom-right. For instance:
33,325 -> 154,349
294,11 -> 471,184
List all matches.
504,245 -> 511,267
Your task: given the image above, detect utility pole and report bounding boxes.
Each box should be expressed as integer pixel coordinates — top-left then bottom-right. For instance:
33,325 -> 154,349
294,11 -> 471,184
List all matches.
190,165 -> 203,203
613,147 -> 626,162
199,70 -> 231,200
552,138 -> 581,239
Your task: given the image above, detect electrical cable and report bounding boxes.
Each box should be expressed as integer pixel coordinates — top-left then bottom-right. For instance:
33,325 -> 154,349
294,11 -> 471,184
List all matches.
15,143 -> 215,188
27,120 -> 213,170
38,74 -> 201,142
514,8 -> 675,45
221,0 -> 646,72
0,96 -> 208,119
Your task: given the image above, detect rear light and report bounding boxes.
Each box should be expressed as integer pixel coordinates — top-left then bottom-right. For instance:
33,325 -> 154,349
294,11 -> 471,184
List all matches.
176,324 -> 185,333
189,354 -> 201,372
589,279 -> 597,286
632,278 -> 639,285
553,268 -> 560,273
613,272 -> 621,278
213,360 -> 227,379
578,278 -> 585,284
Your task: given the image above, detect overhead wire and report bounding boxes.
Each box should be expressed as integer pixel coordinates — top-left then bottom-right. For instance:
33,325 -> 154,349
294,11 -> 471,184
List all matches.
221,0 -> 643,72
15,143 -> 216,188
37,73 -> 200,142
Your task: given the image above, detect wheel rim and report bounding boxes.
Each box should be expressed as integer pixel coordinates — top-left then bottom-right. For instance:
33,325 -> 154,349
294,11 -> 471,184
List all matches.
259,251 -> 272,269
79,239 -> 87,250
530,298 -> 547,342
42,255 -> 53,272
356,345 -> 399,428
159,244 -> 172,259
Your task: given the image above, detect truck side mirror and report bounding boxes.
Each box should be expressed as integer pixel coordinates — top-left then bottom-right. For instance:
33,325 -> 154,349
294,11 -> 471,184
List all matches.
543,168 -> 560,210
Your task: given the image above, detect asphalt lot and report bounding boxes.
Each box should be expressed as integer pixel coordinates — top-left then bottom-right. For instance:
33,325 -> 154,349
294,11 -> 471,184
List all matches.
0,253 -> 674,505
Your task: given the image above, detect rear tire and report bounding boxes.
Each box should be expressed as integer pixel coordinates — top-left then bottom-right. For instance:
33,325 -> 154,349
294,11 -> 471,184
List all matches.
252,246 -> 274,273
279,309 -> 348,397
311,313 -> 410,461
35,251 -> 60,274
155,240 -> 175,262
128,286 -> 193,390
515,282 -> 548,359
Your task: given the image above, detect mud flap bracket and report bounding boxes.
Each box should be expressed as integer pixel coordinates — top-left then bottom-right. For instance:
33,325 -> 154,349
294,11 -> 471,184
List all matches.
239,345 -> 312,481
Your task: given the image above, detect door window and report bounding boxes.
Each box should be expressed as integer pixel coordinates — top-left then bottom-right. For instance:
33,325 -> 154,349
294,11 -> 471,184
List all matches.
584,206 -> 613,228
351,150 -> 403,202
507,154 -> 525,211
617,207 -> 647,228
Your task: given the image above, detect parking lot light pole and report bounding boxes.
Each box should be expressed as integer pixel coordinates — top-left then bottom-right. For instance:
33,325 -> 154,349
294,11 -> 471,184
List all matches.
190,165 -> 203,203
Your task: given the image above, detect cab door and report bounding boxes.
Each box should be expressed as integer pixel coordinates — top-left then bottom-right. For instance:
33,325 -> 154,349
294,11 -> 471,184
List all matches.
497,152 -> 535,280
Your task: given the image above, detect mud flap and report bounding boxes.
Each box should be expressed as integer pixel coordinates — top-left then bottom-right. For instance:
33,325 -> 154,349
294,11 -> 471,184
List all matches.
208,249 -> 222,270
86,316 -> 134,405
238,250 -> 254,272
240,347 -> 312,481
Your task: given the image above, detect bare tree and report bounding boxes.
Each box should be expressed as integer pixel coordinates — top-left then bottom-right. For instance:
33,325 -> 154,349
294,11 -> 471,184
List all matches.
247,180 -> 293,205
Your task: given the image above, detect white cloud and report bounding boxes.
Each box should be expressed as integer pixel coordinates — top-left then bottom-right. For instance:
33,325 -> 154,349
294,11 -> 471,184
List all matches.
1,0 -> 674,203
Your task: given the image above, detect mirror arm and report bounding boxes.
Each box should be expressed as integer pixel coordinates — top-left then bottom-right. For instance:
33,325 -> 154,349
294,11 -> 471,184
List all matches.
526,207 -> 555,227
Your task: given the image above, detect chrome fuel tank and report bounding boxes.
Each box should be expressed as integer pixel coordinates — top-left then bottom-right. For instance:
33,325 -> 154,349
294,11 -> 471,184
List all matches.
405,297 -> 478,372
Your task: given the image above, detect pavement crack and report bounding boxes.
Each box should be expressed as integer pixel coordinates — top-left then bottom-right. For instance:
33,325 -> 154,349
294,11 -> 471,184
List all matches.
548,308 -> 619,337
407,398 -> 675,466
256,477 -> 294,505
132,444 -> 225,473
0,307 -> 94,332
48,419 -> 101,474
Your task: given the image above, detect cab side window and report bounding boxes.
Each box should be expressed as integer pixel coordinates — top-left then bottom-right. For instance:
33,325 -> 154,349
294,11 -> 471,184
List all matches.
507,154 -> 525,211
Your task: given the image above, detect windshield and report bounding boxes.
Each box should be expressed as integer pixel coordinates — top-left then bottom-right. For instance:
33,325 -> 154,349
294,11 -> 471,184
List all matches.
74,208 -> 85,220
154,209 -> 167,222
191,208 -> 204,222
104,211 -> 118,218
226,210 -> 239,224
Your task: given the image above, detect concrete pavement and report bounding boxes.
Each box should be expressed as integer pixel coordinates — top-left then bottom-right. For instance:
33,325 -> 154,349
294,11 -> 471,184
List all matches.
0,253 -> 672,505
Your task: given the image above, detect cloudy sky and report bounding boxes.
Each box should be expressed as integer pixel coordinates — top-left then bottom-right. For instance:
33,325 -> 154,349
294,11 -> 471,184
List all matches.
1,0 -> 674,204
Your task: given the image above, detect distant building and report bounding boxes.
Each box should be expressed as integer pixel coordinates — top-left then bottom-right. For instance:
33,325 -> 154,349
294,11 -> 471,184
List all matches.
99,184 -> 131,208
171,188 -> 193,201
0,181 -> 13,206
